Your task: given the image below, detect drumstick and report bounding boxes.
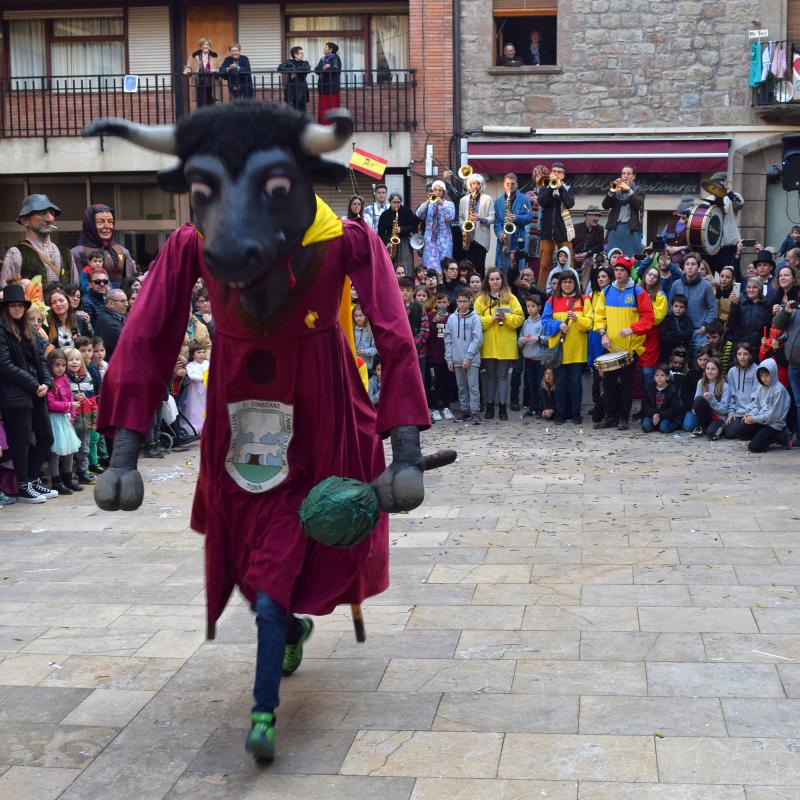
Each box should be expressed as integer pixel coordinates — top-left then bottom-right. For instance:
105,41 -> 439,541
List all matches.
351,603 -> 366,642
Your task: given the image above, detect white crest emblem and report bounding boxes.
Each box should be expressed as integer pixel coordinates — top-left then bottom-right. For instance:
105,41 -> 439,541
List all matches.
225,400 -> 293,493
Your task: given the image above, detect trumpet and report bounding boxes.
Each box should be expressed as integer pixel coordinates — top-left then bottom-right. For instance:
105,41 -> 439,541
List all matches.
427,193 -> 438,203
536,175 -> 550,188
548,177 -> 562,189
457,164 -> 473,181
609,179 -> 630,192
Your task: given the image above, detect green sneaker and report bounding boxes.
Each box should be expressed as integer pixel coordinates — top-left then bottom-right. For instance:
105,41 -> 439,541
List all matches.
244,711 -> 276,762
282,616 -> 314,676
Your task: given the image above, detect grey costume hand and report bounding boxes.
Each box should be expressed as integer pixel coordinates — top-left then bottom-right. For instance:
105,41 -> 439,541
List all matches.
370,425 -> 456,513
94,428 -> 145,511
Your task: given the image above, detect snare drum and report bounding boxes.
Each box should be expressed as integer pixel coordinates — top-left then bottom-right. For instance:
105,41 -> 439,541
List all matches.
685,203 -> 724,256
595,349 -> 635,373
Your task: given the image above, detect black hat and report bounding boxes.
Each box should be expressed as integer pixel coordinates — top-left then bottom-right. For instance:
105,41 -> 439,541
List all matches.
16,194 -> 61,224
753,249 -> 775,266
0,283 -> 32,309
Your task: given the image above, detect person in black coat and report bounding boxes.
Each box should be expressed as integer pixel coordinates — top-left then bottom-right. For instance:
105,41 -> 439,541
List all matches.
278,46 -> 311,112
219,43 -> 253,101
94,290 -> 128,362
725,276 -> 773,355
0,284 -> 54,502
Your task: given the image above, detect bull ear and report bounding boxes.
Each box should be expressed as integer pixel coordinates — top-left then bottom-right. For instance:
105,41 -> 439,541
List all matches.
83,118 -> 177,155
311,159 -> 349,186
157,166 -> 189,194
300,109 -> 353,156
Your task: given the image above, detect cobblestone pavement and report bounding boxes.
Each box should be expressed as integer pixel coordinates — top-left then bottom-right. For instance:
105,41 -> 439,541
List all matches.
0,416 -> 798,799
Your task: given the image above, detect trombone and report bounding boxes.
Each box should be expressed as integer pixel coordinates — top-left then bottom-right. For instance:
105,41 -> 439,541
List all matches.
457,164 -> 473,181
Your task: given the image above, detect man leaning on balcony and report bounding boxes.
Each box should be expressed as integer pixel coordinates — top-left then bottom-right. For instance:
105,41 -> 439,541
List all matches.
1,195 -> 77,289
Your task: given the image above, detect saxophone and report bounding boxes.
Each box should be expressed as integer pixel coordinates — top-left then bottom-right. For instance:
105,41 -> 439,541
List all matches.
462,191 -> 477,251
502,193 -> 515,253
389,211 -> 400,260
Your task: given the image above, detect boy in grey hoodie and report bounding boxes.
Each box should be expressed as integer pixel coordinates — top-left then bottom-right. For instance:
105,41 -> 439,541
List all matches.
731,358 -> 791,451
445,287 -> 483,424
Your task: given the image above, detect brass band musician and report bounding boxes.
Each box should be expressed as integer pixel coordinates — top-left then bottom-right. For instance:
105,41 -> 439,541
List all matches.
458,173 -> 495,276
493,173 -> 533,273
537,161 -> 576,288
377,193 -> 417,271
602,164 -> 646,257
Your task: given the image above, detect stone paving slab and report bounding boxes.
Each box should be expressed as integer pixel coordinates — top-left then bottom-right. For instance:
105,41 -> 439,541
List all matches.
0,417 -> 797,797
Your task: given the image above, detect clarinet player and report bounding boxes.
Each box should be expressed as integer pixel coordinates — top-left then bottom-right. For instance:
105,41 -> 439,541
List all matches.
494,173 -> 533,274
458,173 -> 495,277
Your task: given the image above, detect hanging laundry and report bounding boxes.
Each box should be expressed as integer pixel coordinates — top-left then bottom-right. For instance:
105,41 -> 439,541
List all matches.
761,41 -> 773,84
749,40 -> 764,87
771,42 -> 787,78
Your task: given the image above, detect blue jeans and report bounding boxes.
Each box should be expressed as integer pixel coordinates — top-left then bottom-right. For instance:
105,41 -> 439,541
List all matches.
682,410 -> 698,431
555,361 -> 583,419
691,331 -> 708,356
640,366 -> 655,392
252,592 -> 304,714
642,416 -> 679,433
789,366 -> 800,435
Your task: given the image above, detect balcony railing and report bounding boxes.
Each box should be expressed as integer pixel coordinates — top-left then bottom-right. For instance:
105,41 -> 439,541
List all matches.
0,69 -> 417,143
751,40 -> 800,107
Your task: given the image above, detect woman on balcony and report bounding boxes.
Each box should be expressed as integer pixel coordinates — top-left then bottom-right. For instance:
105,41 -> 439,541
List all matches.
314,42 -> 342,123
184,38 -> 219,107
278,47 -> 311,113
219,43 -> 253,101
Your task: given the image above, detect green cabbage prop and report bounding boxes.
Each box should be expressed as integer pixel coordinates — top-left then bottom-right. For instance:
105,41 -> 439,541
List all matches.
300,476 -> 380,548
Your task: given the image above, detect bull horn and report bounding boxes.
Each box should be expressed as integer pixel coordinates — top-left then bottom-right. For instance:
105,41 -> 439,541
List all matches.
300,109 -> 354,156
82,118 -> 177,155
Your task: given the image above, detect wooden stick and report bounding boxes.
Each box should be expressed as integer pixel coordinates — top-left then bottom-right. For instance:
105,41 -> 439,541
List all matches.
351,603 -> 366,642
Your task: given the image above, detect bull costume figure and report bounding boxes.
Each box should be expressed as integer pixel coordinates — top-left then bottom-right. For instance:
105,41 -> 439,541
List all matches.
85,103 -> 454,763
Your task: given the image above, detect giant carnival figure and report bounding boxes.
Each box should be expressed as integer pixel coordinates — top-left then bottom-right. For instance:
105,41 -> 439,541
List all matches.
84,103 -> 454,763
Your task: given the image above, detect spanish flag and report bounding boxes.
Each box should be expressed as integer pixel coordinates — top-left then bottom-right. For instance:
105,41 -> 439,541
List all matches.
348,148 -> 388,180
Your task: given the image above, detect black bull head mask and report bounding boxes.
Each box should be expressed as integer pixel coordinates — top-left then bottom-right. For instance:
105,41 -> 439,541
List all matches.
83,103 -> 353,324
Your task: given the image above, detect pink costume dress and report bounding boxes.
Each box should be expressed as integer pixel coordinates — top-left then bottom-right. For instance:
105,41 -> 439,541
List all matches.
98,218 -> 429,637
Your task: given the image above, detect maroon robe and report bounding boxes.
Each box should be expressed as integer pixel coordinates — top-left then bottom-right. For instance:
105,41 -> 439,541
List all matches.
98,221 -> 429,636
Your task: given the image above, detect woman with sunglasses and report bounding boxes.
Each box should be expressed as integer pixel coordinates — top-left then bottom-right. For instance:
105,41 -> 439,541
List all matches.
81,269 -> 111,327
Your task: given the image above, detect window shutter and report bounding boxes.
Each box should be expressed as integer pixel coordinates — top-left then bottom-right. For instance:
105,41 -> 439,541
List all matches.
493,0 -> 557,12
128,7 -> 171,74
238,5 -> 282,70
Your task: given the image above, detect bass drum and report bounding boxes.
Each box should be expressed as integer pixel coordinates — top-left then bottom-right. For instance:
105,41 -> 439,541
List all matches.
685,202 -> 724,256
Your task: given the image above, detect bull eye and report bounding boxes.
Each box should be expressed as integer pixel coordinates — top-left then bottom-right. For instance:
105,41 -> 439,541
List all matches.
190,182 -> 213,205
264,176 -> 292,200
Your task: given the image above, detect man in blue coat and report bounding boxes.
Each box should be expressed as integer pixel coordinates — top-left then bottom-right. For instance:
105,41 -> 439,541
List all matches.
493,173 -> 533,272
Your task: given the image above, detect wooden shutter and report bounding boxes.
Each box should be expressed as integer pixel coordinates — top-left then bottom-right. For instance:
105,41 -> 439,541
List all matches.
493,0 -> 557,14
238,4 -> 282,70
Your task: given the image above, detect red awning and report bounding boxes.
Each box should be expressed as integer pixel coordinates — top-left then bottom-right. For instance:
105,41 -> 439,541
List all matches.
466,138 -> 730,174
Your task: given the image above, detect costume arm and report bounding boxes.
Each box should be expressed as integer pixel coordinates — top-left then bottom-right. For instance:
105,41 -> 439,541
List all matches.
344,223 -> 430,436
97,225 -> 200,437
443,201 -> 456,224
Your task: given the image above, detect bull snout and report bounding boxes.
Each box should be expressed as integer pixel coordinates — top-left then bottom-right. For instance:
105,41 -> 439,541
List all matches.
203,231 -> 287,287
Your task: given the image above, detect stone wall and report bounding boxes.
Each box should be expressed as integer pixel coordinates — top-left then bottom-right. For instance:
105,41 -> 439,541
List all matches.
460,0 -> 782,130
